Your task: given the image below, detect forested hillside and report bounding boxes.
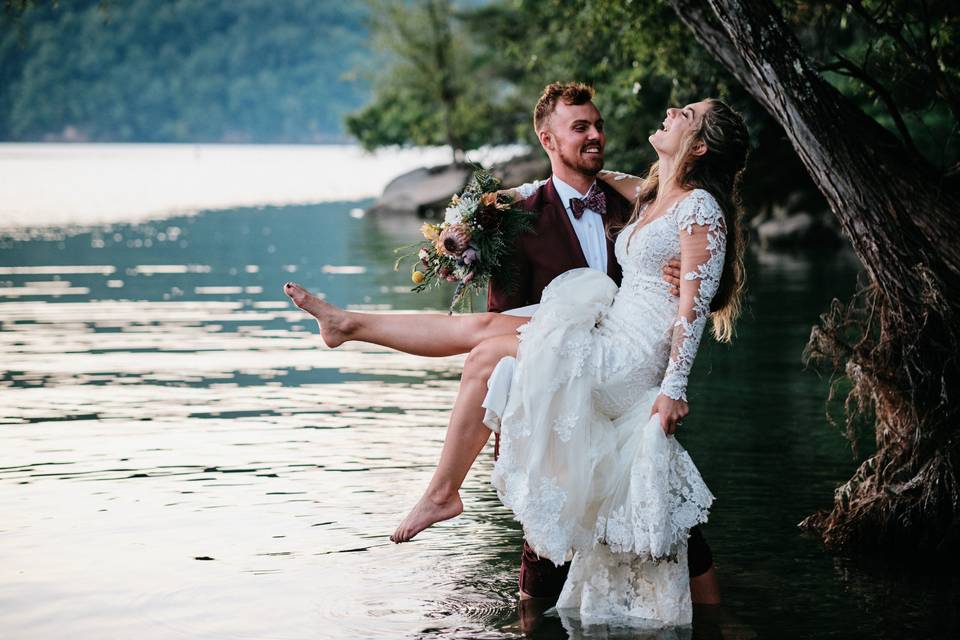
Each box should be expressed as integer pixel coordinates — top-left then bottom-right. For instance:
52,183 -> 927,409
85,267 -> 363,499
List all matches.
0,0 -> 370,142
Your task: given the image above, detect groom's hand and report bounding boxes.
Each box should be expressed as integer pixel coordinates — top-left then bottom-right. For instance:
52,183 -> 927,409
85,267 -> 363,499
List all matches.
662,258 -> 681,297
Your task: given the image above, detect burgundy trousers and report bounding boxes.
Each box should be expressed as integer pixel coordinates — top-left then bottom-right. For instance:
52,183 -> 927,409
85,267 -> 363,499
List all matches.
518,526 -> 713,599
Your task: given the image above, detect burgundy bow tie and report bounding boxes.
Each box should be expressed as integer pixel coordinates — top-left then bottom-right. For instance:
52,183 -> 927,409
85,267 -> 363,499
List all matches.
569,187 -> 607,219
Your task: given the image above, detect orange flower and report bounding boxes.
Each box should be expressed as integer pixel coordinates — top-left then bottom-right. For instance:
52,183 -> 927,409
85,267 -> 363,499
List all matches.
420,223 -> 440,241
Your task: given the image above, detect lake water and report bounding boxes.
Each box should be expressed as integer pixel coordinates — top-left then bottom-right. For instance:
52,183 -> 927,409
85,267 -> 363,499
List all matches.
1,146 -> 957,639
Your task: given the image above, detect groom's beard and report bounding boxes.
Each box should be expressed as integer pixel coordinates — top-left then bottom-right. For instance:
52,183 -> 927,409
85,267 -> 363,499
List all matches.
557,144 -> 604,177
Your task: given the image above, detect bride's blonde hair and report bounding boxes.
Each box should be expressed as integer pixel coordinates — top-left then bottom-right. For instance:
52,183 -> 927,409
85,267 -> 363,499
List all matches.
616,99 -> 750,343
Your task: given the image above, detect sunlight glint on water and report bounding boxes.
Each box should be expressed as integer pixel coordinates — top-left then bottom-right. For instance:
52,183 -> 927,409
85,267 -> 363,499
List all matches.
1,150 -> 955,639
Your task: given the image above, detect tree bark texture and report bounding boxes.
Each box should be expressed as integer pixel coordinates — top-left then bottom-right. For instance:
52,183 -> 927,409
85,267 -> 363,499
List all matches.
667,0 -> 960,559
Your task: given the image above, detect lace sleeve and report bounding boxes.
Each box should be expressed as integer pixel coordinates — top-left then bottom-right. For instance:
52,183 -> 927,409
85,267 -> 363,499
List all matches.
513,179 -> 548,199
659,190 -> 727,402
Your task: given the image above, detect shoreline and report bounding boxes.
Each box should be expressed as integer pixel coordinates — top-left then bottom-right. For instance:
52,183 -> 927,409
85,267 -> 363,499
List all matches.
0,143 -> 529,231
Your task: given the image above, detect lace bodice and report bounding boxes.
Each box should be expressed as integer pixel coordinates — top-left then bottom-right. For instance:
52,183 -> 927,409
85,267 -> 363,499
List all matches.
615,189 -> 726,402
511,180 -> 726,401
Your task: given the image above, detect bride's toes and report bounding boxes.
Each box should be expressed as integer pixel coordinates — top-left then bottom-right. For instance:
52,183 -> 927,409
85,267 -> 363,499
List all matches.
282,282 -> 351,348
283,282 -> 311,308
390,493 -> 464,543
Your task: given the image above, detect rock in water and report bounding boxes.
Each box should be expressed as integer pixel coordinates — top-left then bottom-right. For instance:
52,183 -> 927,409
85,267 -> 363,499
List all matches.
756,212 -> 842,249
368,165 -> 470,216
490,154 -> 550,189
367,153 -> 550,218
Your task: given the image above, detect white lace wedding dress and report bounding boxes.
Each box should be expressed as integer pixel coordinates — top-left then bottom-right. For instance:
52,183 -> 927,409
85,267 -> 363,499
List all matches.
483,188 -> 725,628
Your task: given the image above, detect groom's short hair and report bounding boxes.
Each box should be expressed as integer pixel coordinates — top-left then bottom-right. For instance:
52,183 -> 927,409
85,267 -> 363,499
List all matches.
534,82 -> 596,132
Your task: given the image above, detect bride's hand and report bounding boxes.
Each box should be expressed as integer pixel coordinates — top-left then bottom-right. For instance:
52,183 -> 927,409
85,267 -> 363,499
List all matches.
496,188 -> 521,203
597,169 -> 642,203
651,394 -> 688,436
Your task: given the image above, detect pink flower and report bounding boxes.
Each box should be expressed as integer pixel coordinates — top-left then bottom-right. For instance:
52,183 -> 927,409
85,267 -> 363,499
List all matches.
439,224 -> 471,256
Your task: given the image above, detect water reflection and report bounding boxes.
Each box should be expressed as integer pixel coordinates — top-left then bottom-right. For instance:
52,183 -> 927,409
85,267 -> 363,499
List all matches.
0,202 -> 955,639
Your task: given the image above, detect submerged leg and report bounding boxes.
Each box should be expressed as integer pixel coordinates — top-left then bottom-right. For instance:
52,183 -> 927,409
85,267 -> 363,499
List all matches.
283,282 -> 526,356
390,333 -> 519,542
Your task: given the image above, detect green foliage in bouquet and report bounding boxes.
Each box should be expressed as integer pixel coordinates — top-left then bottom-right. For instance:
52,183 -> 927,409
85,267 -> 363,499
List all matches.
395,167 -> 537,313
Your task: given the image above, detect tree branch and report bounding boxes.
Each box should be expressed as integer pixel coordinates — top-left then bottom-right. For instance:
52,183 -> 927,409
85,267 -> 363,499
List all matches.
818,53 -> 920,159
664,0 -> 753,88
665,0 -> 960,305
917,0 -> 960,126
848,0 -> 960,126
847,0 -> 922,63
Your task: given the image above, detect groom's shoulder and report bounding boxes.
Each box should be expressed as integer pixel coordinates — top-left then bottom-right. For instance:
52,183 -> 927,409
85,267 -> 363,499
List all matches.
520,177 -> 558,213
597,178 -> 630,207
597,179 -> 632,222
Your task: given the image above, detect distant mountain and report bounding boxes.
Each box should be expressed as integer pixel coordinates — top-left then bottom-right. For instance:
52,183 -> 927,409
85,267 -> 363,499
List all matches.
0,0 -> 371,142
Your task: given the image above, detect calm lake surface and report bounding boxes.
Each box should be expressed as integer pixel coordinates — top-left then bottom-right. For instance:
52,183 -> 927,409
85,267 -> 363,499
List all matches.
2,162 -> 957,638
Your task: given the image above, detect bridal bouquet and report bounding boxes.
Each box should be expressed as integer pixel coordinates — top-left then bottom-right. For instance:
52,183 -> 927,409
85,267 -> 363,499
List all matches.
396,167 -> 536,312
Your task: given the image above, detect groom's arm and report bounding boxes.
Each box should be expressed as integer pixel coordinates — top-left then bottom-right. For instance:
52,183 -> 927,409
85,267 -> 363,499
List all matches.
489,249 -> 679,308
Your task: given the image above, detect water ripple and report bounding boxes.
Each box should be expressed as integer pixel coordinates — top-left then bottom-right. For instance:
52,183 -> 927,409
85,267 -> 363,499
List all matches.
1,202 -> 953,639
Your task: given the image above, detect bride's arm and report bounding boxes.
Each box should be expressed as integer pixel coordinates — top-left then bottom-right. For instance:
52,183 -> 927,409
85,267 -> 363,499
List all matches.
501,170 -> 643,203
652,191 -> 727,434
499,179 -> 548,202
597,170 -> 643,203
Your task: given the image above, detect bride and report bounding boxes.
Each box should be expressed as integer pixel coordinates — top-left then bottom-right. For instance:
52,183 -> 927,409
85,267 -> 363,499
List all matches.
284,97 -> 749,626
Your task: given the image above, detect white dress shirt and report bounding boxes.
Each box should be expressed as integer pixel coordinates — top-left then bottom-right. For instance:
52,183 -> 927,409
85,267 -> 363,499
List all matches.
552,176 -> 608,272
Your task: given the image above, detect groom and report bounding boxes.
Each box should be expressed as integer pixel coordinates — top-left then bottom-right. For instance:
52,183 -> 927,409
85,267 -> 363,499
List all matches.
487,82 -> 721,604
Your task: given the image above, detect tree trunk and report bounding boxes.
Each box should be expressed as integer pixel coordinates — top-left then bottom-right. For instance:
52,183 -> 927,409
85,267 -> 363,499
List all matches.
425,0 -> 464,166
667,0 -> 960,560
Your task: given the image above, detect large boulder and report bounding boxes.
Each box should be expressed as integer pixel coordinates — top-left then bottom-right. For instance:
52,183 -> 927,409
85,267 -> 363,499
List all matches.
367,152 -> 550,218
367,164 -> 471,216
755,211 -> 842,250
490,153 -> 550,189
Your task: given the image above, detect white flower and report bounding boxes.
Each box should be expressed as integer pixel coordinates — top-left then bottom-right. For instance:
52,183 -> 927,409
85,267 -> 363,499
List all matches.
445,194 -> 478,225
444,206 -> 462,225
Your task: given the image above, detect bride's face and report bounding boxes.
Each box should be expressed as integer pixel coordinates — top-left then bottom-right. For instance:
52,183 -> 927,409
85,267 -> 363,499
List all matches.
649,100 -> 710,157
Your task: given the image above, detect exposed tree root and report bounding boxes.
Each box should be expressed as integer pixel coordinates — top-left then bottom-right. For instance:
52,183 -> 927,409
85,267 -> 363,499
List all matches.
801,277 -> 960,562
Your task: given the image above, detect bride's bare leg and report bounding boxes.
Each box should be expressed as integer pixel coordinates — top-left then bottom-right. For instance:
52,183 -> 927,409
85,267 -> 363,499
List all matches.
283,282 -> 526,356
391,333 -> 519,542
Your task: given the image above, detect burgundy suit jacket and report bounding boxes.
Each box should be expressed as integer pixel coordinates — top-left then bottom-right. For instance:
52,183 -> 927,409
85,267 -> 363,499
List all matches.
487,178 -> 632,312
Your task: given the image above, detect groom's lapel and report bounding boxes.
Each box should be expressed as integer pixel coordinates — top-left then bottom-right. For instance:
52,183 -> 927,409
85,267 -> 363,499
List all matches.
543,178 -> 589,269
599,181 -> 627,283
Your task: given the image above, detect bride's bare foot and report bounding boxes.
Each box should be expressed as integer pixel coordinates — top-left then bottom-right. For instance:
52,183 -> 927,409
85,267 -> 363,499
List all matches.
389,491 -> 463,543
283,282 -> 354,347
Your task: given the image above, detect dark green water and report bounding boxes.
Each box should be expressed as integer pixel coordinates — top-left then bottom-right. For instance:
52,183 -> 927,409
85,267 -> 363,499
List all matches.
1,201 -> 956,639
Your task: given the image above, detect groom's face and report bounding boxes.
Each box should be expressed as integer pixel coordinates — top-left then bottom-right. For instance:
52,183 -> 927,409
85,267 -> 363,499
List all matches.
541,101 -> 606,176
